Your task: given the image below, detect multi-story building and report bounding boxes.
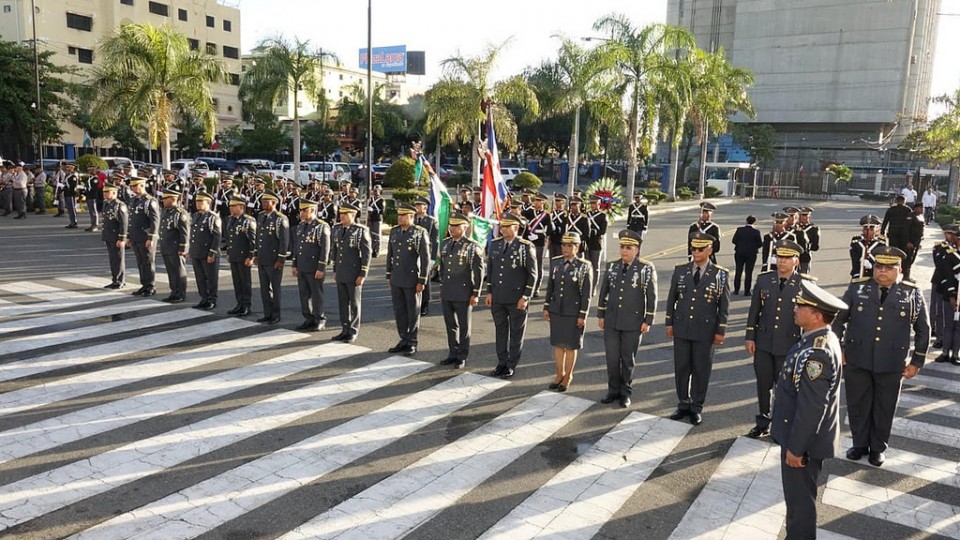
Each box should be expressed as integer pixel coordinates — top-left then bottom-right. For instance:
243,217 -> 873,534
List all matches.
0,0 -> 242,156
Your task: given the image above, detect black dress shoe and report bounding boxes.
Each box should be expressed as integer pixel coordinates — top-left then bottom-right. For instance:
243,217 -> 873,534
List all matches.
420,308 -> 429,317
933,340 -> 944,349
295,321 -> 314,330
131,287 -> 145,296
65,223 -> 78,229
330,332 -> 347,341
402,346 -> 417,355
669,408 -> 689,420
313,322 -> 326,332
548,382 -> 561,390
952,356 -> 960,366
498,368 -> 515,379
388,342 -> 408,353
161,295 -> 175,303
268,317 -> 281,325
193,302 -> 208,309
935,354 -> 949,363
342,335 -> 358,343
490,367 -> 505,377
557,385 -> 568,393
169,296 -> 185,304
226,306 -> 241,315
104,282 -> 117,289
141,289 -> 156,297
690,412 -> 703,425
256,316 -> 272,323
454,359 -> 466,369
868,451 -> 885,467
746,425 -> 770,439
237,306 -> 251,317
600,394 -> 618,404
846,446 -> 868,461
619,397 -> 631,408
440,357 -> 457,365
743,290 -> 751,296
202,303 -> 216,311
115,283 -> 127,289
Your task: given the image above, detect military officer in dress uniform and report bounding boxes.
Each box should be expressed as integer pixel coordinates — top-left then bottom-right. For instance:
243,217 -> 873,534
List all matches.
215,176 -> 235,222
189,192 -> 221,310
253,191 -> 290,324
100,184 -> 129,289
127,178 -> 160,297
486,212 -> 537,379
386,202 -> 431,355
225,197 -> 257,317
547,193 -> 567,259
930,224 -> 960,348
833,245 -> 929,467
413,196 -> 440,317
744,240 -> 805,438
330,202 -> 371,342
597,229 -> 657,408
438,212 -> 483,369
318,188 -> 339,225
688,202 -> 721,263
850,214 -> 887,278
565,196 -> 592,255
521,192 -> 549,297
666,231 -> 730,425
367,184 -> 385,257
543,231 -> 593,393
291,199 -> 330,331
797,207 -> 820,274
771,280 -> 845,540
627,193 -> 649,238
760,213 -> 792,272
158,188 -> 190,303
586,195 -> 608,293
248,177 -> 266,215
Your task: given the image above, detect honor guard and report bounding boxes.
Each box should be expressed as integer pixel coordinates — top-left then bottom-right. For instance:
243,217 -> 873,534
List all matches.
546,193 -> 568,259
564,196 -> 591,254
666,231 -> 730,425
248,177 -> 266,215
189,192 -> 221,310
63,163 -> 80,228
127,178 -> 160,297
367,184 -> 385,257
688,202 -> 721,263
626,193 -> 649,237
438,212 -> 484,369
850,214 -> 887,278
930,224 -> 960,349
781,206 -> 809,255
253,191 -> 290,324
337,179 -> 352,204
455,187 -> 472,212
522,192 -> 549,297
291,199 -> 330,331
597,229 -> 657,408
225,197 -> 257,317
761,213 -> 794,272
744,240 -> 805,438
330,202 -> 371,342
797,207 -> 820,273
413,196 -> 440,317
386,202 -> 431,355
771,280 -> 845,540
586,195 -> 608,293
485,212 -> 537,378
158,188 -> 190,303
833,245 -> 929,467
543,231 -> 593,393
318,188 -> 339,225
215,176 -> 235,222
100,184 -> 129,289
186,171 -> 207,213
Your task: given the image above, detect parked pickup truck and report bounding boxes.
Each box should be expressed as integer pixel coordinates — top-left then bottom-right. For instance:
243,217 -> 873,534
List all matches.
260,162 -> 313,185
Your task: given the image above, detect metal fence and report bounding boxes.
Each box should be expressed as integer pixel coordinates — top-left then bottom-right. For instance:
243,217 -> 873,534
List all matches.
741,169 -> 945,200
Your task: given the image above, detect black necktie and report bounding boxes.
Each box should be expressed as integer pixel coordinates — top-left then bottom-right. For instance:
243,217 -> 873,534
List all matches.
779,278 -> 786,291
880,287 -> 889,303
693,266 -> 701,285
623,263 -> 629,274
502,240 -> 509,254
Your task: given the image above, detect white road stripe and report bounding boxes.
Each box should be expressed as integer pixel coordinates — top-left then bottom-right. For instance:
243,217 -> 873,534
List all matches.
74,372 -> 508,540
920,361 -> 960,375
839,437 -> 960,489
815,530 -> 857,540
898,391 -> 960,420
480,412 -> 691,540
61,272 -> 235,291
0,299 -> 164,336
0,327 -> 303,417
0,284 -> 115,319
280,392 -> 594,540
0,341 -> 368,466
904,373 -> 960,395
0,317 -> 250,384
822,475 -> 960,539
844,415 -> 960,448
0,356 -> 430,531
668,437 -> 784,540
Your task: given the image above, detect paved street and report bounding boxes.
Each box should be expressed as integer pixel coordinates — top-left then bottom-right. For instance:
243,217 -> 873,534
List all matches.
0,198 -> 956,539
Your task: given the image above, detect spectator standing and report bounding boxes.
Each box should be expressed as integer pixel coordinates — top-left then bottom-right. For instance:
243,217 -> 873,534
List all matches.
901,183 -> 917,204
731,215 -> 763,295
32,165 -> 47,215
922,186 -> 938,223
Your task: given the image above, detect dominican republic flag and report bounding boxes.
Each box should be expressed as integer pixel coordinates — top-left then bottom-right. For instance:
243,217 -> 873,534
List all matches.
423,156 -> 451,254
480,106 -> 508,220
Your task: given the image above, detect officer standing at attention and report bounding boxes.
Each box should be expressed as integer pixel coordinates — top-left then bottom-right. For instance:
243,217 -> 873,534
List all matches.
62,163 -> 80,228
666,231 -> 730,425
626,193 -> 649,238
833,245 -> 929,467
127,177 -> 160,297
744,240 -> 805,438
225,197 -> 257,317
850,215 -> 887,278
330,202 -> 371,343
158,188 -> 190,304
100,184 -> 128,289
521,192 -> 549,297
253,190 -> 290,324
386,202 -> 431,355
367,184 -> 385,257
413,196 -> 439,316
189,192 -> 221,310
688,202 -> 721,263
547,193 -> 568,259
565,196 -> 592,255
771,280 -> 846,540
291,199 -> 330,331
797,207 -> 820,273
543,231 -> 593,393
586,195 -> 608,293
486,212 -> 537,379
438,212 -> 484,369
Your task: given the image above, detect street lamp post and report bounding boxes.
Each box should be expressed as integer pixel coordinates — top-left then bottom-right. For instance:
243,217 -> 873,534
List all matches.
31,0 -> 42,163
365,0 -> 374,215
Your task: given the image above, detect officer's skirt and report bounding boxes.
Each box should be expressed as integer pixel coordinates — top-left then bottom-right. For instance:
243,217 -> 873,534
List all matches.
550,314 -> 585,349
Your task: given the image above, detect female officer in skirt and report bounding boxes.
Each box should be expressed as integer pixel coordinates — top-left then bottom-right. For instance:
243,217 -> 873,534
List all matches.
543,231 -> 593,391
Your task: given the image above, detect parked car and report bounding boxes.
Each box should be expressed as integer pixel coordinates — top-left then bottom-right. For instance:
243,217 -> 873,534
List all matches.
237,158 -> 275,170
170,159 -> 217,179
304,161 -> 351,183
101,156 -> 134,175
261,162 -> 312,185
499,167 -> 528,182
372,164 -> 390,181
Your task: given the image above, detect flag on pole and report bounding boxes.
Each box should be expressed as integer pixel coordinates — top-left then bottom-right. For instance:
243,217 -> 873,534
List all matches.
470,215 -> 496,250
423,156 -> 451,249
82,131 -> 91,147
480,104 -> 509,219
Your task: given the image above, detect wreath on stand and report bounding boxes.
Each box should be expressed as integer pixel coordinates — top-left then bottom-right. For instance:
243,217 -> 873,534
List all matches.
583,177 -> 625,222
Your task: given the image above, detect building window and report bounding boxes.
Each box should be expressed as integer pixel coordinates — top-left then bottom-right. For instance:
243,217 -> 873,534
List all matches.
206,15 -> 214,27
178,8 -> 187,21
205,42 -> 217,55
212,98 -> 219,112
339,74 -> 343,80
77,48 -> 94,64
120,0 -> 133,5
148,1 -> 168,16
68,46 -> 77,54
188,38 -> 199,51
223,46 -> 238,59
230,73 -> 240,85
223,19 -> 231,32
3,5 -> 11,12
66,12 -> 93,31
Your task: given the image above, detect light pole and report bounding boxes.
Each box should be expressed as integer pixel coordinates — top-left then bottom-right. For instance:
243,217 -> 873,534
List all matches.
31,0 -> 42,163
365,0 -> 373,212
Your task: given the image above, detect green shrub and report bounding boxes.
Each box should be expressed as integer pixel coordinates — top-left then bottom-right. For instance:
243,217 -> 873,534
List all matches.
383,157 -> 426,189
642,180 -> 661,189
643,189 -> 666,205
677,187 -> 695,201
935,205 -> 960,226
76,154 -> 107,171
512,171 -> 543,189
447,173 -> 471,187
392,188 -> 429,205
704,186 -> 722,198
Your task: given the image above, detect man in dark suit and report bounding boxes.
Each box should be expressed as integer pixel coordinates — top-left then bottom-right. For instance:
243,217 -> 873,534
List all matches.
904,202 -> 925,280
881,195 -> 913,253
731,215 -> 763,295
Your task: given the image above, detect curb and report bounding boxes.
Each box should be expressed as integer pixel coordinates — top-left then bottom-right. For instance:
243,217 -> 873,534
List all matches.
647,197 -> 740,217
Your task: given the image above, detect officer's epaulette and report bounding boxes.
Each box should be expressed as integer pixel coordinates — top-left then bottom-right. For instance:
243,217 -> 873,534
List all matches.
552,255 -> 564,260
850,235 -> 860,243
850,276 -> 871,284
578,257 -> 590,264
714,265 -> 729,272
799,273 -> 817,281
812,335 -> 828,350
637,258 -> 652,266
900,279 -> 917,289
517,237 -> 533,245
414,224 -> 427,232
757,270 -> 774,276
492,235 -> 503,242
466,237 -> 480,245
675,262 -> 688,267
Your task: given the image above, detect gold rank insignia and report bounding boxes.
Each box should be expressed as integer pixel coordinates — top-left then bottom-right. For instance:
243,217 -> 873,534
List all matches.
805,360 -> 824,380
813,335 -> 827,350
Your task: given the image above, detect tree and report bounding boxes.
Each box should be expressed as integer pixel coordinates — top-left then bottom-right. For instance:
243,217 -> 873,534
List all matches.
900,88 -> 960,202
335,81 -> 408,157
731,123 -> 779,167
655,54 -> 696,200
173,114 -> 207,156
301,121 -> 340,158
236,110 -> 290,154
240,36 -> 338,186
90,23 -> 227,169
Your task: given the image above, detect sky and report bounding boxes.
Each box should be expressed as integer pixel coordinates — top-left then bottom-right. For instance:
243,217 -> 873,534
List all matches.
233,0 -> 960,117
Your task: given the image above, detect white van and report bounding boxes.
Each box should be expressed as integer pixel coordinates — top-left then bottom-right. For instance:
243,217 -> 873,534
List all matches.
500,167 -> 528,182
102,156 -> 134,175
305,161 -> 351,183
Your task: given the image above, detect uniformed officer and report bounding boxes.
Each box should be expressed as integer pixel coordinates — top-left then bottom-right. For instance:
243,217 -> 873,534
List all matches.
597,229 -> 657,408
367,184 -> 385,257
330,202 -> 371,342
337,179 -> 352,204
688,202 -> 721,263
850,214 -> 887,278
291,199 -> 330,331
833,245 -> 929,466
565,196 -> 591,254
797,207 -> 820,273
100,184 -> 128,289
760,213 -> 792,272
586,195 -> 608,293
215,176 -> 235,222
521,192 -> 549,297
189,192 -> 221,310
438,212 -> 483,369
385,202 -> 431,354
626,193 -> 649,237
930,224 -> 960,349
63,163 -> 80,228
127,178 -> 160,297
318,188 -> 339,225
158,188 -> 190,303
253,190 -> 290,324
744,240 -> 805,438
543,231 -> 593,393
413,196 -> 440,317
225,197 -> 257,317
546,193 -> 567,259
486,212 -> 537,378
248,177 -> 266,215
666,231 -> 730,425
772,280 -> 846,540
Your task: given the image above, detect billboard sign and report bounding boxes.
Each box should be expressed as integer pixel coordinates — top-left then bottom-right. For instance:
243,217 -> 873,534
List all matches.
359,45 -> 407,73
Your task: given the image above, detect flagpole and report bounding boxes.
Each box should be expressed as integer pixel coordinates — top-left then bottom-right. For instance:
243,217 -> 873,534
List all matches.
365,0 -> 374,221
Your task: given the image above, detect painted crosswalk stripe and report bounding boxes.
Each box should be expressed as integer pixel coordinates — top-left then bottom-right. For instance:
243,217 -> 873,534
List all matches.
668,437 -> 784,540
0,341 -> 368,466
0,356 -> 430,531
73,372 -> 509,540
898,391 -> 960,420
0,317 -> 250,384
61,272 -> 236,292
0,327 -> 303,417
0,283 -> 116,319
844,414 -> 960,448
822,475 -> 960,539
904,373 -> 960,395
479,412 -> 691,540
0,299 -> 165,336
815,530 -> 857,540
920,361 -> 960,375
280,392 -> 594,540
839,437 -> 960,489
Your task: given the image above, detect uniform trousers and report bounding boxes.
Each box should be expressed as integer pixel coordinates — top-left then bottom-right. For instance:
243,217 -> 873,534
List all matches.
133,242 -> 157,290
65,195 -> 78,223
33,186 -> 46,212
421,278 -> 432,313
844,364 -> 903,453
734,253 -> 757,294
105,241 -> 125,285
930,289 -> 944,338
258,264 -> 283,318
192,256 -> 219,303
162,253 -> 187,298
391,285 -> 422,346
0,187 -> 11,213
336,281 -> 362,336
603,327 -> 641,398
369,221 -> 382,256
587,243 -> 605,295
12,188 -> 27,215
442,299 -> 472,360
754,349 -> 786,427
297,272 -> 325,324
781,447 -> 822,540
86,197 -> 100,227
673,337 -> 715,413
942,300 -> 960,356
533,245 -> 546,295
799,252 -> 813,275
229,261 -> 252,308
491,302 -> 528,370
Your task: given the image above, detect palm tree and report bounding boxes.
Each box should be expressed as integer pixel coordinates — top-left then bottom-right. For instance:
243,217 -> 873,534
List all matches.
656,55 -> 696,200
593,15 -> 695,199
335,81 -> 406,151
90,23 -> 227,169
423,40 -> 539,185
240,36 -> 338,180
